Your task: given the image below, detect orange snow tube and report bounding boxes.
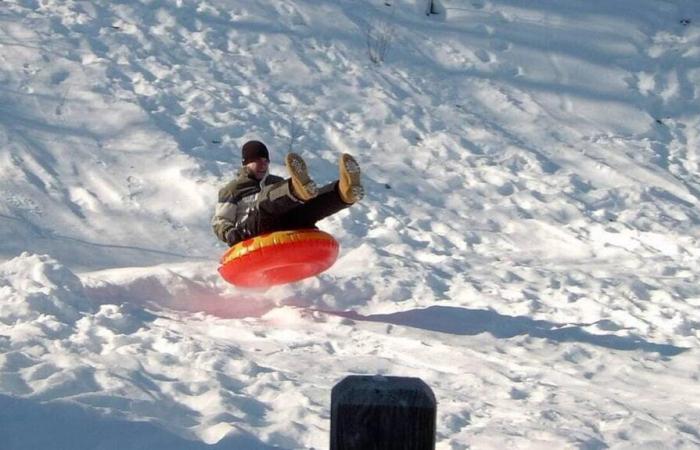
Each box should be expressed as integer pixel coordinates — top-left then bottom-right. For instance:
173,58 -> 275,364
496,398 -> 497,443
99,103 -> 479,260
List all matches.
219,229 -> 339,288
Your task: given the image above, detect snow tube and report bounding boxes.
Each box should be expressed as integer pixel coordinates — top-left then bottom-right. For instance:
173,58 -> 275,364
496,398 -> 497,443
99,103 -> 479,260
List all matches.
219,229 -> 339,288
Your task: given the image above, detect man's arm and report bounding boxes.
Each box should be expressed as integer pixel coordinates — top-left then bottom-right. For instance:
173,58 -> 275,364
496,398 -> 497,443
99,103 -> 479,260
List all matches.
212,193 -> 244,246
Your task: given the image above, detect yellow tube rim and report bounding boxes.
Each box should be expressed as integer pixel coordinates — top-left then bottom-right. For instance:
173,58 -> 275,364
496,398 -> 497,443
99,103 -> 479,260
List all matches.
221,229 -> 337,265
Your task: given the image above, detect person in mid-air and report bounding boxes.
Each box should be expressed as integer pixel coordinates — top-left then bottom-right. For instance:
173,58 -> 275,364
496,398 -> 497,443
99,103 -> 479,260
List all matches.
212,140 -> 363,247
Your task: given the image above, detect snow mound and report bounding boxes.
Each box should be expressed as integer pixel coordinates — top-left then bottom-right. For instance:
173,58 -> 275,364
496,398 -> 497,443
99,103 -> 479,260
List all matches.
0,253 -> 91,326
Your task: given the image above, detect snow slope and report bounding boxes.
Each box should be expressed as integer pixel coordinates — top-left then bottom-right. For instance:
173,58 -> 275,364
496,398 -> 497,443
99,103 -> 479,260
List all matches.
1,0 -> 699,448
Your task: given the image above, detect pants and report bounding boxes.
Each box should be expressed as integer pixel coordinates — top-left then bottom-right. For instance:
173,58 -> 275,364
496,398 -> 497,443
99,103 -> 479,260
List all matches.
241,180 -> 350,243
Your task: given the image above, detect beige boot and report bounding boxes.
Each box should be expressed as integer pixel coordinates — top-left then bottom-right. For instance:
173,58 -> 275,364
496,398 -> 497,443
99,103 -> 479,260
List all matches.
286,153 -> 318,201
338,153 -> 363,204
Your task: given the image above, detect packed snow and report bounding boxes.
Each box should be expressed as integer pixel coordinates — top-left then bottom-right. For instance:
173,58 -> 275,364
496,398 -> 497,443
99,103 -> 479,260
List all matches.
1,0 -> 699,448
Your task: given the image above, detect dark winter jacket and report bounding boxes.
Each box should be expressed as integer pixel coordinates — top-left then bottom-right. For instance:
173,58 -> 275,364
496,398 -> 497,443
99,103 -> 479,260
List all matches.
211,167 -> 292,246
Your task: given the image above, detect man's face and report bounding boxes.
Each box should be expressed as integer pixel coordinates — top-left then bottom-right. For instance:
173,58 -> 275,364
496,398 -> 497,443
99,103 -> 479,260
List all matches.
245,157 -> 269,180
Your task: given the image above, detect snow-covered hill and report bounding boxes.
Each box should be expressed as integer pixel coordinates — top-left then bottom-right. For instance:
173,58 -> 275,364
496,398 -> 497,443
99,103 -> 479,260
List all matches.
1,0 -> 699,448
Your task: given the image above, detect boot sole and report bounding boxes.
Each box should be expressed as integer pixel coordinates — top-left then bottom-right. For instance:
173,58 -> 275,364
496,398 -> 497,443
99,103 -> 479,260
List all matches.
340,154 -> 364,202
286,153 -> 318,199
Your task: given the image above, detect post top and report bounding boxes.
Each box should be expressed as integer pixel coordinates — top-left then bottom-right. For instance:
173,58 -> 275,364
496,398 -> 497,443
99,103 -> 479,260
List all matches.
331,375 -> 436,408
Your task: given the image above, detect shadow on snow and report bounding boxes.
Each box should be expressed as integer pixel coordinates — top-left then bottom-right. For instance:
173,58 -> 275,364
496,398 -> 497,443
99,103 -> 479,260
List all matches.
0,394 -> 281,450
336,305 -> 688,357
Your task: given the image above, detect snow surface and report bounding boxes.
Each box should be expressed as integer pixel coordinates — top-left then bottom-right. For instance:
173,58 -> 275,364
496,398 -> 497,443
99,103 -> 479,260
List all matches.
1,0 -> 700,448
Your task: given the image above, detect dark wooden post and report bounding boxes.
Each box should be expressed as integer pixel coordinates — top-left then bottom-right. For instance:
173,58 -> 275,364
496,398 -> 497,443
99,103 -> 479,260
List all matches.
330,375 -> 437,450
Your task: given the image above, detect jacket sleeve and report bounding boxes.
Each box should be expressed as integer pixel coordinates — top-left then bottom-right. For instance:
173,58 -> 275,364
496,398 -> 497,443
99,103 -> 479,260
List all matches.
211,190 -> 243,245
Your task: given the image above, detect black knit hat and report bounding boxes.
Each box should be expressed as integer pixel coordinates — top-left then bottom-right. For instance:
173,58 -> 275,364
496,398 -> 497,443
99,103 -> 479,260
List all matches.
241,140 -> 269,164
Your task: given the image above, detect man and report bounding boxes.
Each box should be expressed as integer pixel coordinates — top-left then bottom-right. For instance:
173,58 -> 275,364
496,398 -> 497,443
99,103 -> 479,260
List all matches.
212,140 -> 363,247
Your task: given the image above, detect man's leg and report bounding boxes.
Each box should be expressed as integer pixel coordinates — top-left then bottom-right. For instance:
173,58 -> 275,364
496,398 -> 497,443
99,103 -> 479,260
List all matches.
250,153 -> 362,233
243,179 -> 303,236
251,151 -> 322,234
276,153 -> 363,230
275,181 -> 351,229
